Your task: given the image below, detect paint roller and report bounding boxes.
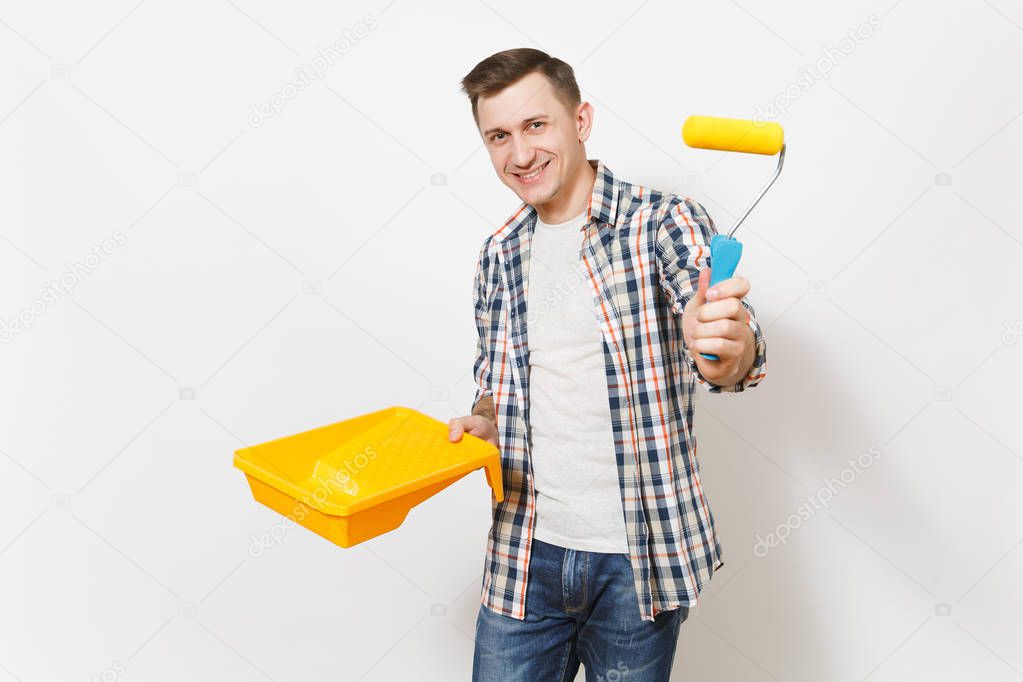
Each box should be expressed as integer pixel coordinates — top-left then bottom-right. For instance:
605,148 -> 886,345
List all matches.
681,115 -> 786,360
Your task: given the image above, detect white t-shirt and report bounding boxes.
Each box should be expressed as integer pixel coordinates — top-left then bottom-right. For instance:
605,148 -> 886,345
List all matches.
525,210 -> 630,554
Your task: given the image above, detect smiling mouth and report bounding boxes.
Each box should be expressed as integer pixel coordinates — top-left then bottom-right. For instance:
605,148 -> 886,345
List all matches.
511,160 -> 550,184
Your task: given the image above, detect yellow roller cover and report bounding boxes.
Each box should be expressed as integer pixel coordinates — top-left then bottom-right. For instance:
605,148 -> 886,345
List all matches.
682,115 -> 784,155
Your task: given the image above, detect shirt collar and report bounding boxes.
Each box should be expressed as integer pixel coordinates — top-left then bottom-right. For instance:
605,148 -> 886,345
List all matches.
491,158 -> 621,244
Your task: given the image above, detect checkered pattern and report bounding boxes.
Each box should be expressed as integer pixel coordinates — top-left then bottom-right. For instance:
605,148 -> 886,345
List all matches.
471,159 -> 767,622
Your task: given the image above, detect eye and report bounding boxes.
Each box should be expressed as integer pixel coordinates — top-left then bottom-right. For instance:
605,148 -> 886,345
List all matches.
491,132 -> 506,142
530,121 -> 545,129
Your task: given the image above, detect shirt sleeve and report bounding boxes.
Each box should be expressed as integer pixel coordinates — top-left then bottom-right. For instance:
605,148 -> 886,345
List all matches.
655,197 -> 767,393
471,237 -> 494,411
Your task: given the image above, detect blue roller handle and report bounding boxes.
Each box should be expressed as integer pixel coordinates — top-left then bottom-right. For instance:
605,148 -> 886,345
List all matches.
699,234 -> 743,361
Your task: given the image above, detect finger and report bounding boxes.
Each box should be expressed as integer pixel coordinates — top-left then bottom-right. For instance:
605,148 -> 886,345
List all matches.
691,336 -> 743,358
464,416 -> 491,437
706,276 -> 750,302
692,319 -> 748,341
692,267 -> 711,307
697,297 -> 746,323
448,418 -> 465,441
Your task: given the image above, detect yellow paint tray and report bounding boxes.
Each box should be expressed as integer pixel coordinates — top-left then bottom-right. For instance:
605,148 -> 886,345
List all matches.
233,405 -> 503,548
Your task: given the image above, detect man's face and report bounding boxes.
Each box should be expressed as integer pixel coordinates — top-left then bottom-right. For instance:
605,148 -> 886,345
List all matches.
476,71 -> 589,207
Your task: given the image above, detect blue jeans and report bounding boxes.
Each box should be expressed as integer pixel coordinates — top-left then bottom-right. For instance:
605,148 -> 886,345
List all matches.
473,538 -> 688,681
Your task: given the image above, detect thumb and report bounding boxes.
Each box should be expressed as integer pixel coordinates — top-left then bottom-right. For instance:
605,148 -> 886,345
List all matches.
692,267 -> 711,307
448,418 -> 465,442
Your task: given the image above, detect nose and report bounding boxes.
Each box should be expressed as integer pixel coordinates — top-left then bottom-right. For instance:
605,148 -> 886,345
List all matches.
510,135 -> 535,170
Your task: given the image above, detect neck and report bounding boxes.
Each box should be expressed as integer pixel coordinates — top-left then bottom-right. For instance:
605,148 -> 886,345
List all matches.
535,158 -> 596,225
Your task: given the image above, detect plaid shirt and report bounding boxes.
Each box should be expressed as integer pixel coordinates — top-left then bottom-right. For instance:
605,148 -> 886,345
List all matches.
471,158 -> 767,622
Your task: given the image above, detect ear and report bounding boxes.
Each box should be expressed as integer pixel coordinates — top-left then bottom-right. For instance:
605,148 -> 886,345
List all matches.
577,101 -> 594,143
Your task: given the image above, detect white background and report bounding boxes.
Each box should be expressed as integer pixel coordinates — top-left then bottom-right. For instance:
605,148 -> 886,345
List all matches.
1,0 -> 1021,680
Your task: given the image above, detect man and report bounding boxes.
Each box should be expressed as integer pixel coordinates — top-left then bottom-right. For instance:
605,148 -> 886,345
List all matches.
448,48 -> 767,681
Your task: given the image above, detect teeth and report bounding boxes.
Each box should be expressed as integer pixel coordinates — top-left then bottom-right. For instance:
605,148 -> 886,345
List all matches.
519,162 -> 546,179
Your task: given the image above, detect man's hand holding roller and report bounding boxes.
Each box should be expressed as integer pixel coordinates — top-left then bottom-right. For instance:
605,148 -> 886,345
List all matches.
683,267 -> 757,387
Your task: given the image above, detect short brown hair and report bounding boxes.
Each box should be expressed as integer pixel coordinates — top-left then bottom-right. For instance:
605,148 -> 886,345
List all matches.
460,48 -> 581,126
